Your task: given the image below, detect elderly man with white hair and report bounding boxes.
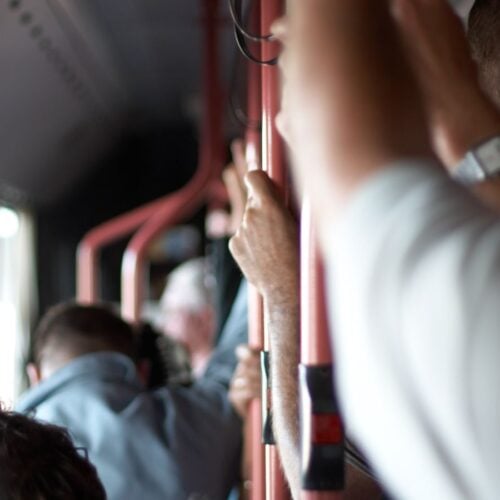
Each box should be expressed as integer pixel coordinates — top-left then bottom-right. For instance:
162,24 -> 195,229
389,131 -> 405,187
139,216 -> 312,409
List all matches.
159,257 -> 216,377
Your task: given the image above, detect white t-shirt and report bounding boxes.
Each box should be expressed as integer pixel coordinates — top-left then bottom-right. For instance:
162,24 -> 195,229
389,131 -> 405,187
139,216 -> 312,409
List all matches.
326,160 -> 500,500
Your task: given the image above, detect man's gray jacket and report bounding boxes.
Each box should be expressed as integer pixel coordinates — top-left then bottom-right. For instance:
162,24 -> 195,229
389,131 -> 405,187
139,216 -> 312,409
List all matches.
17,282 -> 248,500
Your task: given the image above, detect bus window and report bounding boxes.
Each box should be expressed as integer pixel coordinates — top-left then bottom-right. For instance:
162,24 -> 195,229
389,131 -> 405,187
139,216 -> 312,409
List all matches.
0,207 -> 35,406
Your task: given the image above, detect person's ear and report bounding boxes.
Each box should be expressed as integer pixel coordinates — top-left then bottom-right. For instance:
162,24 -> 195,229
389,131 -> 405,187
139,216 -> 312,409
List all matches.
26,363 -> 42,386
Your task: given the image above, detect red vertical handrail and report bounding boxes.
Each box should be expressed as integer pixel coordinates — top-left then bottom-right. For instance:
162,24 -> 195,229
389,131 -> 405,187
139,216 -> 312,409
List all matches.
300,199 -> 343,500
245,5 -> 266,498
121,0 -> 223,321
300,201 -> 331,366
261,1 -> 291,499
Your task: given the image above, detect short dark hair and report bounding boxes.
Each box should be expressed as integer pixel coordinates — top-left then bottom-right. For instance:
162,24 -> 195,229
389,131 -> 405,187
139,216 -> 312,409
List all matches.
0,406 -> 106,499
33,303 -> 136,367
468,0 -> 500,106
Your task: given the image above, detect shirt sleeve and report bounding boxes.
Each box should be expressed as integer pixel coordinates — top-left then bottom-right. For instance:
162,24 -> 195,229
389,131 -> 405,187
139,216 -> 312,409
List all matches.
326,160 -> 500,500
203,280 -> 248,386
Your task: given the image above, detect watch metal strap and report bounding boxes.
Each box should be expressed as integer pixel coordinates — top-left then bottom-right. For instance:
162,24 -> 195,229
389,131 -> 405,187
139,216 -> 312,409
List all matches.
452,136 -> 500,185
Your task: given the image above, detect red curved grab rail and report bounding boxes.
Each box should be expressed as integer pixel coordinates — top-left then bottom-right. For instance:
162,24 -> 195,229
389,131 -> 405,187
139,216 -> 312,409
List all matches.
121,0 -> 223,321
76,0 -> 223,308
77,196 -> 179,303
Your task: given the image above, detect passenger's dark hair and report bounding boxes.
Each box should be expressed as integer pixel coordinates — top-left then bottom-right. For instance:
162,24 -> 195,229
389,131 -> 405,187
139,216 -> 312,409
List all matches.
136,322 -> 169,388
468,0 -> 500,105
136,322 -> 193,388
33,302 -> 136,367
0,406 -> 106,499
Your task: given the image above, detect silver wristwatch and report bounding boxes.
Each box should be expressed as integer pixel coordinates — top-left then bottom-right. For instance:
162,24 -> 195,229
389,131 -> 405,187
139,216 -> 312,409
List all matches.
452,136 -> 500,185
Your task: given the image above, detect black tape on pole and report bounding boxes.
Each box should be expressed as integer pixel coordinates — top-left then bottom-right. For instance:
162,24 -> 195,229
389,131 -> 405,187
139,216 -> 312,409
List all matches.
261,350 -> 275,445
300,363 -> 345,491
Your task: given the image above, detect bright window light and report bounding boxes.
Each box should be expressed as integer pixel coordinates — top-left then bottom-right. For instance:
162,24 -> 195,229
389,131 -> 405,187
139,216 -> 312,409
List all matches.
0,301 -> 18,407
0,207 -> 19,239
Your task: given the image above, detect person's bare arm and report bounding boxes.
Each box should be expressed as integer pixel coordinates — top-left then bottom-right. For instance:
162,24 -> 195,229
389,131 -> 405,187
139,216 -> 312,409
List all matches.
229,172 -> 384,499
230,170 -> 301,497
392,0 -> 500,211
274,0 -> 432,248
264,278 -> 301,498
393,0 -> 500,168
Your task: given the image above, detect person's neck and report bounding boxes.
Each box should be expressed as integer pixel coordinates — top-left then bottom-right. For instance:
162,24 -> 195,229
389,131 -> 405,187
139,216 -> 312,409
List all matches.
40,354 -> 75,381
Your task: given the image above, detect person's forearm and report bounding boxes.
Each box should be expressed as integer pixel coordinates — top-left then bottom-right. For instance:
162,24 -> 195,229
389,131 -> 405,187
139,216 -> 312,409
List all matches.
282,1 -> 432,241
433,89 -> 500,169
265,291 -> 300,499
265,295 -> 385,500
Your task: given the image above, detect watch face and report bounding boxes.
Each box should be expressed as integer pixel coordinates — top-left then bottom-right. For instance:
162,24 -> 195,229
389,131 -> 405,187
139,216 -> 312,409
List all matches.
453,153 -> 485,185
453,136 -> 500,185
475,137 -> 500,176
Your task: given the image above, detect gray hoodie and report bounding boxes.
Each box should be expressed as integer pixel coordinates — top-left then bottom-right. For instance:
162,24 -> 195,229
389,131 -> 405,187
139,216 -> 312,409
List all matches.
17,282 -> 248,500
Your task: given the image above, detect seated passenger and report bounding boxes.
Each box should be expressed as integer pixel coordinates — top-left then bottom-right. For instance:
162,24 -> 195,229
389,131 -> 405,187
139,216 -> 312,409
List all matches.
158,257 -> 216,377
0,406 -> 106,500
17,302 -> 244,500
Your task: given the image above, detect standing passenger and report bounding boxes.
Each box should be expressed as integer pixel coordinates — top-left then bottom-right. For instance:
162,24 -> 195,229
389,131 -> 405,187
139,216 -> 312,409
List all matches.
17,302 -> 245,500
271,0 -> 500,498
159,257 -> 216,377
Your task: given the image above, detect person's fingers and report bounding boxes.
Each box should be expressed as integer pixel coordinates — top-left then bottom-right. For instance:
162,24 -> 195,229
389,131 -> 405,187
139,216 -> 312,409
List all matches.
231,139 -> 248,183
223,167 -> 245,206
236,344 -> 259,360
228,231 -> 244,263
270,17 -> 288,42
223,167 -> 247,233
231,373 -> 260,390
244,171 -> 278,205
234,365 -> 261,382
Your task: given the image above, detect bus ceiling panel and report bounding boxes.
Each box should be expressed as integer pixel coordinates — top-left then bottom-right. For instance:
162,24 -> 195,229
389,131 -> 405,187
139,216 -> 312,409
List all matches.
78,0 -> 235,125
38,0 -> 131,110
0,0 -> 126,207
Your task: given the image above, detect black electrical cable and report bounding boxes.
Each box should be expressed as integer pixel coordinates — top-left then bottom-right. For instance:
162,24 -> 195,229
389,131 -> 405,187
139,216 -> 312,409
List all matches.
228,0 -> 274,42
228,0 -> 279,66
234,26 -> 278,66
228,50 -> 261,130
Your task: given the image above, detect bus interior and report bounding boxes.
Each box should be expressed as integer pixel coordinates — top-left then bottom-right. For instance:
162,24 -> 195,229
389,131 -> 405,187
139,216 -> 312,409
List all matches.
0,1 -> 483,499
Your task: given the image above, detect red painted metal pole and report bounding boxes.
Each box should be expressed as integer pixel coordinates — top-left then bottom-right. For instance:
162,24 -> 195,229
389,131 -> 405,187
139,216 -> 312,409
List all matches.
300,199 -> 343,500
245,10 -> 266,498
261,2 -> 286,191
261,1 -> 291,499
121,0 -> 223,322
300,201 -> 332,367
77,195 -> 184,303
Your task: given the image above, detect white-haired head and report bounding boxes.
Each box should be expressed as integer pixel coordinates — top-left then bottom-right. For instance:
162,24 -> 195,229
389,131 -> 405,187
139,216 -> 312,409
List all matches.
160,257 -> 214,312
159,257 -> 215,376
